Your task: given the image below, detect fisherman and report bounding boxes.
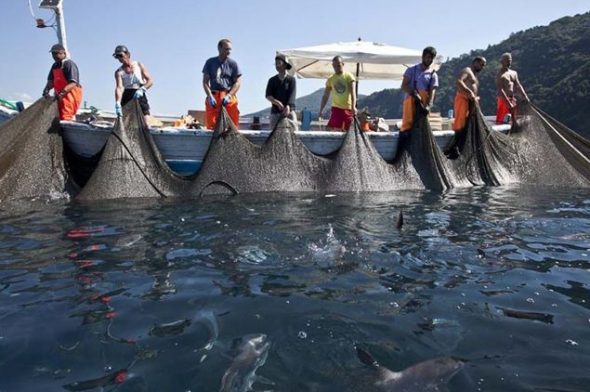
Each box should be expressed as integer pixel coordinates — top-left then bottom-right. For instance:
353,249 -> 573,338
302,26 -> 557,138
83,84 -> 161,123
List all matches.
319,56 -> 357,131
202,39 -> 242,129
113,45 -> 154,124
496,52 -> 530,125
452,56 -> 487,132
42,43 -> 83,121
265,54 -> 297,129
400,46 -> 439,133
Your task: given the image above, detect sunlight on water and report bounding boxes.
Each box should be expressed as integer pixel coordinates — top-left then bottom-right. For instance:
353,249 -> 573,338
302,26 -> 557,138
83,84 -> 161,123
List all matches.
0,186 -> 589,391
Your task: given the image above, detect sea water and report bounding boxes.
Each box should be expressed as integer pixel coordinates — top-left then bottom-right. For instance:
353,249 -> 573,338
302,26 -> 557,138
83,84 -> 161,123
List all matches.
0,186 -> 589,391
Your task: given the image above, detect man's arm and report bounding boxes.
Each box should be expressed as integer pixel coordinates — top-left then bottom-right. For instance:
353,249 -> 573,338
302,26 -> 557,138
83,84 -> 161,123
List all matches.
319,86 -> 332,118
138,62 -> 154,90
43,79 -> 53,96
401,74 -> 413,96
285,77 -> 297,115
114,70 -> 124,103
228,75 -> 241,96
350,80 -> 357,115
265,79 -> 284,111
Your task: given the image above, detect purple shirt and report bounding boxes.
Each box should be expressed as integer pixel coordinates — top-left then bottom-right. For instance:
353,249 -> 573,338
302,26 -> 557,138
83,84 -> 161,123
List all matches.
202,56 -> 241,92
403,63 -> 438,97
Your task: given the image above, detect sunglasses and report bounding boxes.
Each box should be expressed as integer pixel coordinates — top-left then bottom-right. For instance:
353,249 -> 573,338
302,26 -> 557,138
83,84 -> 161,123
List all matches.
113,53 -> 125,59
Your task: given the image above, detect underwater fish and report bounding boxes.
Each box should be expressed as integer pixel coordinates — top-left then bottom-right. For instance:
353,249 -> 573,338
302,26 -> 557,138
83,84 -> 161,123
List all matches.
396,210 -> 404,230
63,368 -> 129,391
501,307 -> 554,324
220,333 -> 271,392
356,347 -> 463,392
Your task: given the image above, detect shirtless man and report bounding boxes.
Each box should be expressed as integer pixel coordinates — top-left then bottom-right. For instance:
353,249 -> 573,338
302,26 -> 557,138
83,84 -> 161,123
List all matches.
496,52 -> 529,125
452,56 -> 486,132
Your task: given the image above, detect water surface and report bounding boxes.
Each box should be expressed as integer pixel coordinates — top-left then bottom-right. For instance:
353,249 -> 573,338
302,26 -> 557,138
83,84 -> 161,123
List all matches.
1,186 -> 589,391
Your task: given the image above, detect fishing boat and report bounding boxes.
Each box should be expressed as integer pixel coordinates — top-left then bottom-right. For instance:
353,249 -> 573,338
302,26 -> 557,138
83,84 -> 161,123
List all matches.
3,0 -> 511,176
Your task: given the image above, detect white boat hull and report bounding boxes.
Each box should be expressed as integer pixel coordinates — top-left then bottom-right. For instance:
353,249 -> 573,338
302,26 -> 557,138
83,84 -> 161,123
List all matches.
60,121 -> 510,175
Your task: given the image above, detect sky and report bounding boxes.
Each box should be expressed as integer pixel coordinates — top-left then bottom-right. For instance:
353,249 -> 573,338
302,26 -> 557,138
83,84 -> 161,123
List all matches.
0,0 -> 588,117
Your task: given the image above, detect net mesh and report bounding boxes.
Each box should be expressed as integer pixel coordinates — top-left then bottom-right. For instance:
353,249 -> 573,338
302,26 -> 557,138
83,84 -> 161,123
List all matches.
1,99 -> 589,203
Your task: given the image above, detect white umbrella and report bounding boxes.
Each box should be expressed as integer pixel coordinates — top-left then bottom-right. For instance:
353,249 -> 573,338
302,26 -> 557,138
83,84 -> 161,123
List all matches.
277,40 -> 444,81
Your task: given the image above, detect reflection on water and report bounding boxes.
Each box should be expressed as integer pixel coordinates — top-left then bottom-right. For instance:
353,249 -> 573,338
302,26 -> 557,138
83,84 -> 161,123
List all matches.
0,186 -> 589,391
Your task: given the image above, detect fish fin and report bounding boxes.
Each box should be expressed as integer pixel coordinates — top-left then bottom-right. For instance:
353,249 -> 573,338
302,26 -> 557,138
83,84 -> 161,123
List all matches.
355,346 -> 380,370
396,210 -> 404,230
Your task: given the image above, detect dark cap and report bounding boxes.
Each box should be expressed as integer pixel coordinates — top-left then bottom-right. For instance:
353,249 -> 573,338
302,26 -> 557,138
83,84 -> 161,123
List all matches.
112,45 -> 129,57
49,43 -> 65,53
275,54 -> 292,70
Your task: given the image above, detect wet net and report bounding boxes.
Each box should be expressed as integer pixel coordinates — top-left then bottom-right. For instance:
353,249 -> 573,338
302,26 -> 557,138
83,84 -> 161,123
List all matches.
0,98 -> 76,202
1,98 -> 589,203
189,107 -> 454,196
444,104 -> 519,186
508,103 -> 590,187
77,101 -> 189,200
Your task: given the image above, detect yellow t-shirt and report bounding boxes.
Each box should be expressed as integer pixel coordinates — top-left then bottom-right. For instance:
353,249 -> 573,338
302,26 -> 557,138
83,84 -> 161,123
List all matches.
326,72 -> 355,109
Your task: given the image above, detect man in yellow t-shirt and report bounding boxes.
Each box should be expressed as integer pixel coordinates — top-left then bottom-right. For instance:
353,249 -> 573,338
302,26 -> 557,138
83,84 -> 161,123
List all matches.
319,56 -> 357,131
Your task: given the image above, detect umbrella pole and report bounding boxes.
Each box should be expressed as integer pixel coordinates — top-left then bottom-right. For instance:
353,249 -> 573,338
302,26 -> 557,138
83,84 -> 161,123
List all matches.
355,62 -> 360,100
355,37 -> 361,107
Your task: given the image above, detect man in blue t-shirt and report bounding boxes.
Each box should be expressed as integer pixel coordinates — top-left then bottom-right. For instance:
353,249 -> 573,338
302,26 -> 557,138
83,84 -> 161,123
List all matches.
202,39 -> 242,129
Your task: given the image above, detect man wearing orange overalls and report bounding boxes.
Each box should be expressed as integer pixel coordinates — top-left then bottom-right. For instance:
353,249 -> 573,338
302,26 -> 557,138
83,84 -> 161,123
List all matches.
202,39 -> 242,129
42,44 -> 82,121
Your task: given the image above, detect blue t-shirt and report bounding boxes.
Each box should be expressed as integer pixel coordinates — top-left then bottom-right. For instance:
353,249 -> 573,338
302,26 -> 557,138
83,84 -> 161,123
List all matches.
403,63 -> 438,97
202,56 -> 241,92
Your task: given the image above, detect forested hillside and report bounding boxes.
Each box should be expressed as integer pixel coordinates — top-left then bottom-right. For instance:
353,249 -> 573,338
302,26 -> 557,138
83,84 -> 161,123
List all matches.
249,12 -> 590,135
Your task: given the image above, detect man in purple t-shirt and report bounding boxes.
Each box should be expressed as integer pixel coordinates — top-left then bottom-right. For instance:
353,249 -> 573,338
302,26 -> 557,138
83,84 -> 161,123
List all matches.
400,46 -> 439,133
202,39 -> 242,129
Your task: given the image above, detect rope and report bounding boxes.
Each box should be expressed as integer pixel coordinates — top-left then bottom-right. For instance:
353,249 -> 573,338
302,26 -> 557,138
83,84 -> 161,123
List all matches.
110,114 -> 168,197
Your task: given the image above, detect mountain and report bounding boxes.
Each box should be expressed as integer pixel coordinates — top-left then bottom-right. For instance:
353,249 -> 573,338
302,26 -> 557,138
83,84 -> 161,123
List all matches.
248,12 -> 590,136
247,88 -> 325,118
434,11 -> 590,136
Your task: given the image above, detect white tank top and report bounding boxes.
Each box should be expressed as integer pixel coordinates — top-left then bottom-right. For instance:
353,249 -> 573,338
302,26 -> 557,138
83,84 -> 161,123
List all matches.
118,61 -> 144,89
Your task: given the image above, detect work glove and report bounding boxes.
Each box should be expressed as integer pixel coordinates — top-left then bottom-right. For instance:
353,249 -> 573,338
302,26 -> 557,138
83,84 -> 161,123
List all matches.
42,88 -> 50,98
207,96 -> 217,108
115,102 -> 122,117
222,94 -> 232,107
134,87 -> 146,99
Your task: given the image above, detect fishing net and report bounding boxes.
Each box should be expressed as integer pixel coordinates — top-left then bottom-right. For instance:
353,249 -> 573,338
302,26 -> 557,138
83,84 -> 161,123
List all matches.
444,104 -> 519,186
2,98 -> 589,203
76,100 -> 189,200
508,102 -> 590,187
0,98 -> 76,202
190,110 -> 328,196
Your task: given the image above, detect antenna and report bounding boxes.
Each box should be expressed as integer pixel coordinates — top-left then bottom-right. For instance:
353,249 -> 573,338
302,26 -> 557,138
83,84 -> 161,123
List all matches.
39,0 -> 62,9
38,0 -> 68,55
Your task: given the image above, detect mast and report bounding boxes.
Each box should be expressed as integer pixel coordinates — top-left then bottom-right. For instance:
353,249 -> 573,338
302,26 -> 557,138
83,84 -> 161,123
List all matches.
39,0 -> 68,54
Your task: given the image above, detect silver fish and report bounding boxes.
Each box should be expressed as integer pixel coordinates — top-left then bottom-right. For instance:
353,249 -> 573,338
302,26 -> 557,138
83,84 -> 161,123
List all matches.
220,333 -> 271,392
356,347 -> 464,392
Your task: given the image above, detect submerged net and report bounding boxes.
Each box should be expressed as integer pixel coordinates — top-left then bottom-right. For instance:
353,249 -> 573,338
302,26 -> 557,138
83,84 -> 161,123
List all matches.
77,100 -> 189,200
0,98 -> 76,202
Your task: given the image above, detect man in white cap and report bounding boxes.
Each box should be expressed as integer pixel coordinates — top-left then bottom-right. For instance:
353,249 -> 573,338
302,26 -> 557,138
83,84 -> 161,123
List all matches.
265,54 -> 297,129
